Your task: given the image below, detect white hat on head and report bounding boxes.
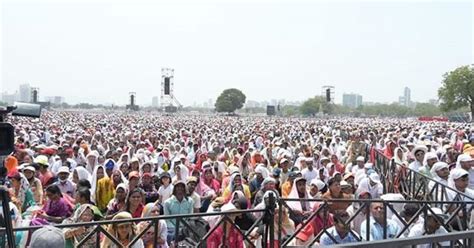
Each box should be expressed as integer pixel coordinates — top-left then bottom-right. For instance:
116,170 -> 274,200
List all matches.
413,145 -> 428,155
369,173 -> 381,184
356,156 -> 365,162
364,163 -> 373,169
450,168 -> 469,180
57,166 -> 70,175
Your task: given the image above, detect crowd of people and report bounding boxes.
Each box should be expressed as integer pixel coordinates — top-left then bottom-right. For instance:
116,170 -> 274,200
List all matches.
1,111 -> 474,247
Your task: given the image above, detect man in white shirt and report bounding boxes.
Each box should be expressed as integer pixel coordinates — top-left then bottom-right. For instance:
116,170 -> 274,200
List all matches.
408,207 -> 449,248
356,173 -> 383,199
301,157 -> 318,184
351,156 -> 366,175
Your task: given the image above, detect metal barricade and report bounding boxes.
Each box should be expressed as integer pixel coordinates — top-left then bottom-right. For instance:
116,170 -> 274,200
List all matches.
277,198 -> 474,247
0,193 -> 276,248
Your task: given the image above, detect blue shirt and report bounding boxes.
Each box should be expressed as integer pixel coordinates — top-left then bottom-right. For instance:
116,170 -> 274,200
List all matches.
319,226 -> 359,246
360,217 -> 400,241
163,195 -> 194,228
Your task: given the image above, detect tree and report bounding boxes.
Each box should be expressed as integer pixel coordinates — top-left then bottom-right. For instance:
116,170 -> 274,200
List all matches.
300,96 -> 334,115
215,88 -> 246,113
438,65 -> 474,121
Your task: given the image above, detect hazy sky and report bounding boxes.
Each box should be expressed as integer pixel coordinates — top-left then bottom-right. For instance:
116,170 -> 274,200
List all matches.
1,0 -> 472,106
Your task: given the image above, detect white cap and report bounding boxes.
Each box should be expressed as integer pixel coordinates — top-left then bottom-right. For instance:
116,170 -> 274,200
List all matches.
451,168 -> 469,180
356,156 -> 365,162
458,154 -> 474,163
57,166 -> 70,175
23,166 -> 36,173
369,173 -> 381,184
364,163 -> 373,169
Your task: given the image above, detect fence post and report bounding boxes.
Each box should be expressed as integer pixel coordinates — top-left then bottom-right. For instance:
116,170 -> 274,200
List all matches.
0,188 -> 15,248
278,198 -> 282,246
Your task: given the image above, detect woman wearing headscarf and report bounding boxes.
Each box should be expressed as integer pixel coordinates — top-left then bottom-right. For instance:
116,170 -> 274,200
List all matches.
253,177 -> 277,206
237,152 -> 252,181
105,183 -> 128,219
137,203 -> 168,248
71,166 -> 91,184
287,177 -> 311,226
95,165 -> 115,212
391,147 -> 409,194
126,188 -> 145,218
32,184 -> 73,225
22,166 -> 43,206
201,164 -> 221,194
85,150 -> 99,174
101,211 -> 144,248
207,203 -> 244,248
8,171 -> 35,212
63,204 -> 97,248
250,191 -> 296,247
222,173 -> 251,202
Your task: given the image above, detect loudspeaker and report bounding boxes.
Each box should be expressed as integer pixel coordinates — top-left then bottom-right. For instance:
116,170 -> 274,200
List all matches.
164,78 -> 170,95
165,106 -> 178,113
267,105 -> 276,116
326,88 -> 331,102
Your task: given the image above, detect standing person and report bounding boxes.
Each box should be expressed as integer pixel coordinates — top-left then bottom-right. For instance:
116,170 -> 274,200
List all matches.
101,212 -> 144,248
163,181 -> 194,244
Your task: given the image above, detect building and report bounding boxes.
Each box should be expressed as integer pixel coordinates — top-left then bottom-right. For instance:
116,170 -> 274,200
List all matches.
342,93 -> 363,109
152,96 -> 159,107
1,91 -> 17,105
398,87 -> 411,107
19,84 -> 31,102
45,96 -> 64,105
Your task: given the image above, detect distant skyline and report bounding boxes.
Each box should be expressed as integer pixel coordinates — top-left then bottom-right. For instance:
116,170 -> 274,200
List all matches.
2,0 -> 472,106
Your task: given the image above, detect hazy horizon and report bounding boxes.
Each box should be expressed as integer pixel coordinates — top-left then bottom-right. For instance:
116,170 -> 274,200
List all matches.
2,0 -> 473,106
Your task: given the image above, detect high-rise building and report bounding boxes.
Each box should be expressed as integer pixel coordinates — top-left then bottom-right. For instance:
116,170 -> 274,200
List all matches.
342,93 -> 363,109
152,96 -> 159,107
19,84 -> 31,102
403,87 -> 411,107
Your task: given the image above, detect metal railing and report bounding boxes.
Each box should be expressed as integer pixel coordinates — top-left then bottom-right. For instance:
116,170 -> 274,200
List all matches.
0,192 -> 275,248
337,229 -> 474,248
277,198 -> 474,247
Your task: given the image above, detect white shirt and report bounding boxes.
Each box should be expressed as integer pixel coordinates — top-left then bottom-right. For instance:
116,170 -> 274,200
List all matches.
301,167 -> 318,184
190,191 -> 202,211
409,160 -> 423,172
356,178 -> 383,199
408,222 -> 449,248
158,184 -> 173,204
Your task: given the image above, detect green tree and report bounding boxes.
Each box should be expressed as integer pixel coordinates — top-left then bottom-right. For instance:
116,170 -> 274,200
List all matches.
438,65 -> 474,121
215,88 -> 246,113
300,96 -> 333,115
